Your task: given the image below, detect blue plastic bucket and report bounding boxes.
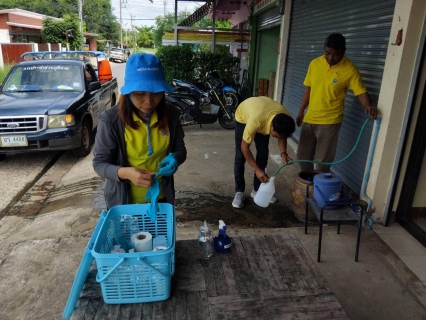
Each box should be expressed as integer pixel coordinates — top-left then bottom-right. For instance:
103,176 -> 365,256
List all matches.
313,173 -> 342,209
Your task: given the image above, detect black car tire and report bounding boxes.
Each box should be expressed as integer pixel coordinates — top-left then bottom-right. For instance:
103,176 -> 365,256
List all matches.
0,154 -> 6,161
72,119 -> 93,157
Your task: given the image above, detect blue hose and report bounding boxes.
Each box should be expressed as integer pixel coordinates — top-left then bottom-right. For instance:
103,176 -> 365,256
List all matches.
274,117 -> 372,176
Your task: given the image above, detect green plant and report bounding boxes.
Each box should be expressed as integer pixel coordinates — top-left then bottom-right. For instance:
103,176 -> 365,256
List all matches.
0,64 -> 13,83
156,45 -> 240,88
194,46 -> 240,87
156,45 -> 195,84
42,15 -> 83,49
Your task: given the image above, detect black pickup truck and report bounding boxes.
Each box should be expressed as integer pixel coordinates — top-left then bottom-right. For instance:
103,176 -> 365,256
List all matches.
0,51 -> 119,160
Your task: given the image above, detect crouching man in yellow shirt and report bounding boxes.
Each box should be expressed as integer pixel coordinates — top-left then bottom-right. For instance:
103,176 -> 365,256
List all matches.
232,96 -> 296,209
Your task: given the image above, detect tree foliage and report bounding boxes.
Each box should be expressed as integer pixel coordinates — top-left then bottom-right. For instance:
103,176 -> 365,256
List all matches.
156,45 -> 239,88
1,0 -> 119,44
42,15 -> 83,49
136,26 -> 154,48
153,13 -> 177,48
156,44 -> 194,83
194,17 -> 231,29
153,10 -> 232,48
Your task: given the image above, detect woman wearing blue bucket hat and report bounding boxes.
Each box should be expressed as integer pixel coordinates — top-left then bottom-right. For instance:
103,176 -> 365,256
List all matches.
93,53 -> 187,209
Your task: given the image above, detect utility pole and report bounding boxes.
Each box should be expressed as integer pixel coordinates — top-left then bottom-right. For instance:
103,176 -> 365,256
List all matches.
164,0 -> 167,17
78,0 -> 83,48
130,14 -> 136,51
120,0 -> 123,49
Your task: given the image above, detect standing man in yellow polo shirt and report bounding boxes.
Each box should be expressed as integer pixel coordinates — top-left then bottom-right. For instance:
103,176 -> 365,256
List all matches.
296,33 -> 378,173
232,96 -> 296,209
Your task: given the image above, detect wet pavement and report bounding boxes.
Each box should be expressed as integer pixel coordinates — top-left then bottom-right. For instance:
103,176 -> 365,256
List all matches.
174,190 -> 300,228
0,122 -> 426,319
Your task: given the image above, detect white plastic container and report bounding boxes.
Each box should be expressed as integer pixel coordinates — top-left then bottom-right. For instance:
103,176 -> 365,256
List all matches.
153,235 -> 168,249
254,176 -> 275,208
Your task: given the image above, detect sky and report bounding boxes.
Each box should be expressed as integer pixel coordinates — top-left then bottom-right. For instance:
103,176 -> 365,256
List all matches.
110,0 -> 205,29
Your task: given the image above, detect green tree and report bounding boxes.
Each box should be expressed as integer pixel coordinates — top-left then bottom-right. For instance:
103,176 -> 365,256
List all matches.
136,26 -> 154,48
194,17 -> 231,29
153,13 -> 175,48
41,15 -> 83,49
156,45 -> 194,83
152,9 -> 232,48
153,11 -> 196,48
1,0 -> 119,45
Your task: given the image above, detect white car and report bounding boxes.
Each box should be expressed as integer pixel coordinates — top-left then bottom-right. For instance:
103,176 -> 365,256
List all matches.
109,47 -> 128,63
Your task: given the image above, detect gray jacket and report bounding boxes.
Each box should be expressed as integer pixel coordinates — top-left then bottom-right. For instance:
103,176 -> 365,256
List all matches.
92,104 -> 187,209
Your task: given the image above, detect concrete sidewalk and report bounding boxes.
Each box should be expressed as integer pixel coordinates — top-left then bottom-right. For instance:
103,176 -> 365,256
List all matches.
0,122 -> 425,320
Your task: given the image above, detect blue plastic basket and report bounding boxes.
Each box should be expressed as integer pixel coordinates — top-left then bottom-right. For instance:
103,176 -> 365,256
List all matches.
91,203 -> 175,304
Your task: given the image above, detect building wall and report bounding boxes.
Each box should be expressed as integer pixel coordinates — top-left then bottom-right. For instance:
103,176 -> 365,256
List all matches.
364,0 -> 426,220
395,38 -> 426,209
275,0 -> 292,102
89,39 -> 97,51
10,26 -> 42,43
0,30 -> 9,43
231,1 -> 251,27
9,13 -> 43,28
255,26 -> 280,95
0,14 -> 8,28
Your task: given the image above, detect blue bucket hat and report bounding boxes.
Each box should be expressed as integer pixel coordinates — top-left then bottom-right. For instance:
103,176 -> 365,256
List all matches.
120,53 -> 173,94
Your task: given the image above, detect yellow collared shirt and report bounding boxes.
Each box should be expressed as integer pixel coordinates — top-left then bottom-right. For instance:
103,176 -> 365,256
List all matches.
303,55 -> 367,124
235,96 -> 291,144
125,111 -> 170,203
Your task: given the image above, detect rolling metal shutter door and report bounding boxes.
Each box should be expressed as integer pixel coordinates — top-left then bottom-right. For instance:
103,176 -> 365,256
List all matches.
257,6 -> 281,31
281,0 -> 395,194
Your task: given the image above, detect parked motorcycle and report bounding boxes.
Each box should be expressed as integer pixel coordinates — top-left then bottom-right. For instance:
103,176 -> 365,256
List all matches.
171,71 -> 240,110
165,90 -> 236,130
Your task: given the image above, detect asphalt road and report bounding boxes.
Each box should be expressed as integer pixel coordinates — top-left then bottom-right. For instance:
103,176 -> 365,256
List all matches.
0,62 -> 126,218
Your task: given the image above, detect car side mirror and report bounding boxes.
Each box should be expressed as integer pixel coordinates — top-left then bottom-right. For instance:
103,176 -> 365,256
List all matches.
89,81 -> 101,91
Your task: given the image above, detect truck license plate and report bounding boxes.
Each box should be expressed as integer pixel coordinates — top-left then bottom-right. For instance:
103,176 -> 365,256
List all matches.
0,135 -> 28,147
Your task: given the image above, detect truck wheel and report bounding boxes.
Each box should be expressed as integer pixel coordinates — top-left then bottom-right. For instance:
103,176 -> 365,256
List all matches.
0,154 -> 6,161
72,120 -> 93,157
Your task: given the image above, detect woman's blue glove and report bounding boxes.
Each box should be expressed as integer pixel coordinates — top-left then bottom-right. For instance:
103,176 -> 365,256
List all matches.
158,153 -> 179,176
145,173 -> 160,222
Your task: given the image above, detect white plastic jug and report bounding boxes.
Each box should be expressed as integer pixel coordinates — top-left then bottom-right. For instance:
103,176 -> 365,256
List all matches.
254,176 -> 275,208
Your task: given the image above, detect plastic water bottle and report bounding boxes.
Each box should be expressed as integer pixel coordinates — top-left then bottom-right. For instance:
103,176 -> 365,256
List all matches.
198,221 -> 214,259
254,176 -> 275,207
